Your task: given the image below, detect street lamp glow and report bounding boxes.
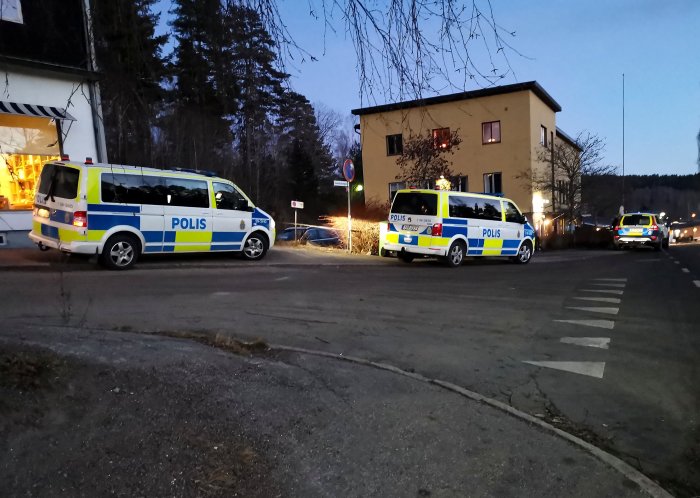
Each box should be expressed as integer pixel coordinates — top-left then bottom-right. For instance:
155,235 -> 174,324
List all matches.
355,184 -> 364,192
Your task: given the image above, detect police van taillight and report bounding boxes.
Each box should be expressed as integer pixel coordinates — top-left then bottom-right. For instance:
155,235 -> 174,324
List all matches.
73,211 -> 87,228
431,223 -> 443,236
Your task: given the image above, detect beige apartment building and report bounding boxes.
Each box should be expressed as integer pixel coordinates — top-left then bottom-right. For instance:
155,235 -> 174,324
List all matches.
351,81 -> 579,229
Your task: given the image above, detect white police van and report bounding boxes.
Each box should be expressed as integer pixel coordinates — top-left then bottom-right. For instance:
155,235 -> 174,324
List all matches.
383,189 -> 535,267
29,158 -> 275,270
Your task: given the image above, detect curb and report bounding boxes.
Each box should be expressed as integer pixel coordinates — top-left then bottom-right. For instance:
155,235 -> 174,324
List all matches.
273,344 -> 674,498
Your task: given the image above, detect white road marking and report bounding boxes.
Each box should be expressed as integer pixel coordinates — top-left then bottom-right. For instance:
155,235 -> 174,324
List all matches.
674,261 -> 680,265
682,268 -> 690,273
694,280 -> 700,288
593,278 -> 627,282
560,337 -> 611,349
581,289 -> 624,295
523,361 -> 606,378
573,296 -> 621,304
275,276 -> 290,281
567,306 -> 619,315
211,292 -> 232,297
591,282 -> 626,288
555,319 -> 616,329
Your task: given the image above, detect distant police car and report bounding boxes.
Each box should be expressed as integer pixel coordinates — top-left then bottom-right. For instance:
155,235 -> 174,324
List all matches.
613,212 -> 668,251
384,189 -> 536,267
29,158 -> 275,270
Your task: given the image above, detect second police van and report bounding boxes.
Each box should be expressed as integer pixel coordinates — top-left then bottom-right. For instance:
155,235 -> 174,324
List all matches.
29,157 -> 275,270
384,189 -> 536,267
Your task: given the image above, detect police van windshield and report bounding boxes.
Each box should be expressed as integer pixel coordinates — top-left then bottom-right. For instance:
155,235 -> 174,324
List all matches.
37,163 -> 80,200
391,192 -> 438,216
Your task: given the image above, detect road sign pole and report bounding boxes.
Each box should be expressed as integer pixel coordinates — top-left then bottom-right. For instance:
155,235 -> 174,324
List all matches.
294,208 -> 298,241
342,158 -> 356,254
347,184 -> 352,253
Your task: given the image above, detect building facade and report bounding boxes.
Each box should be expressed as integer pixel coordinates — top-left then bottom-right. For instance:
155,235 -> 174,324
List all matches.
351,81 -> 575,231
0,0 -> 106,245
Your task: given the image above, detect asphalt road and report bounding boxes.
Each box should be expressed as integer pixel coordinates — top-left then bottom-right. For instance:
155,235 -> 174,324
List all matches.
1,245 -> 698,495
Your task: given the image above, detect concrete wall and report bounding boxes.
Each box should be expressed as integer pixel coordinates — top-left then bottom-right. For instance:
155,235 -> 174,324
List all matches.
358,89 -> 558,214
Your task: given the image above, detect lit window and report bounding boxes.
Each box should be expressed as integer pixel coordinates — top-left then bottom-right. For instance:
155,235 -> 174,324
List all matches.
483,172 -> 502,194
482,121 -> 501,144
386,134 -> 403,156
540,125 -> 548,146
0,0 -> 23,24
432,128 -> 451,149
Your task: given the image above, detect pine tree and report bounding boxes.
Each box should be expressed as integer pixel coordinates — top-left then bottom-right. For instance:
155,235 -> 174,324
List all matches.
92,0 -> 167,165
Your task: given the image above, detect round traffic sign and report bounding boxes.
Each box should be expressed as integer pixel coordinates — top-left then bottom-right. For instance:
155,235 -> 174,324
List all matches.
342,159 -> 355,182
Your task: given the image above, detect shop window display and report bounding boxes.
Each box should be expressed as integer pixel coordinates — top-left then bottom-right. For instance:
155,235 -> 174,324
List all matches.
0,114 -> 60,210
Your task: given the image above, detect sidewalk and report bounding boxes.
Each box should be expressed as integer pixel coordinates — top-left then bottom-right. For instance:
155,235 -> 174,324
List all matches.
0,324 -> 667,497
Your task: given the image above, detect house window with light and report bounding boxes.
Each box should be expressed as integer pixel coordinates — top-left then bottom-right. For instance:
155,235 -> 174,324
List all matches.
482,121 -> 501,144
433,128 -> 451,149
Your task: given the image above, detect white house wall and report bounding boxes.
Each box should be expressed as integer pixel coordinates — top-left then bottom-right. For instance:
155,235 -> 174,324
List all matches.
3,68 -> 99,161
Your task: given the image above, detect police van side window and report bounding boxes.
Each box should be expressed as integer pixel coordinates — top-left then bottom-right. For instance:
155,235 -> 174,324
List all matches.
213,182 -> 247,210
166,178 -> 209,208
479,199 -> 502,221
504,201 -> 524,223
449,196 -> 477,218
101,174 -> 166,205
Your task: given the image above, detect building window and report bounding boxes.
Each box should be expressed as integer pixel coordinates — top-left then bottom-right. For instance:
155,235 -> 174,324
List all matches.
389,181 -> 406,201
540,125 -> 548,146
558,180 -> 567,205
0,0 -> 23,24
0,114 -> 60,210
386,134 -> 403,156
433,127 -> 451,149
483,172 -> 502,194
449,175 -> 468,192
482,121 -> 501,144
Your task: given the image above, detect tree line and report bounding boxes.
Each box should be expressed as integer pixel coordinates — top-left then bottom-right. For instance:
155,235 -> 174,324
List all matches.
91,0 -> 354,221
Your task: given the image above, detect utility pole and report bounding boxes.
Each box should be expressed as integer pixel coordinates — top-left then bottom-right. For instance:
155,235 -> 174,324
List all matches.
550,130 -> 556,233
621,73 -> 625,215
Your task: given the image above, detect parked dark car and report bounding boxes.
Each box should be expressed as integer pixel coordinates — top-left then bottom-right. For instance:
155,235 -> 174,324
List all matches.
574,223 -> 614,248
276,226 -> 309,241
299,227 -> 342,247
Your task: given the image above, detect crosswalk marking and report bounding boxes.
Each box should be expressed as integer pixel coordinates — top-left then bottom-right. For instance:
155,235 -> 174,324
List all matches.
523,361 -> 606,378
591,282 -> 626,288
555,319 -> 615,329
573,296 -> 621,304
592,278 -> 627,282
567,306 -> 619,315
581,289 -> 624,295
694,280 -> 700,288
560,337 -> 611,349
682,268 -> 689,273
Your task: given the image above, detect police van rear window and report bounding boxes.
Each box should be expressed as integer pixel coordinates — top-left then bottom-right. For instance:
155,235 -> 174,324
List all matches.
37,164 -> 80,200
391,192 -> 438,216
621,215 -> 651,226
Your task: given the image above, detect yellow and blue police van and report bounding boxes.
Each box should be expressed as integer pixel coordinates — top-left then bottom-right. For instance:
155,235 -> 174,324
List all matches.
384,189 -> 535,267
28,158 -> 275,270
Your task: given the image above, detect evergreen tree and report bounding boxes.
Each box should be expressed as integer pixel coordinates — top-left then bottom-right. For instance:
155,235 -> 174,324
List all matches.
161,0 -> 238,172
92,0 -> 167,165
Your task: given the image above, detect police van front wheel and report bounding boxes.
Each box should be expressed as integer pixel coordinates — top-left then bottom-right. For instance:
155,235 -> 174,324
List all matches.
100,233 -> 140,271
242,232 -> 269,261
512,241 -> 533,264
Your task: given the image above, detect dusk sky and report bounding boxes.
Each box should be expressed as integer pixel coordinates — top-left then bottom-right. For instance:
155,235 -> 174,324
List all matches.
157,1 -> 700,176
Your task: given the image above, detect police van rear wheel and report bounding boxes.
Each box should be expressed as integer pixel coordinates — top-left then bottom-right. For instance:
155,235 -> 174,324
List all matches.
242,232 -> 268,261
398,251 -> 414,263
513,241 -> 533,264
100,233 -> 140,271
445,241 -> 466,268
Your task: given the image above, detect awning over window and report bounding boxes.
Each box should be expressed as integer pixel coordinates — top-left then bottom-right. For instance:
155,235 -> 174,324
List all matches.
0,100 -> 76,121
